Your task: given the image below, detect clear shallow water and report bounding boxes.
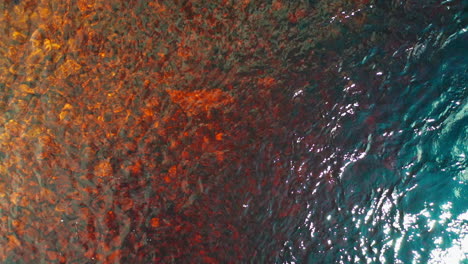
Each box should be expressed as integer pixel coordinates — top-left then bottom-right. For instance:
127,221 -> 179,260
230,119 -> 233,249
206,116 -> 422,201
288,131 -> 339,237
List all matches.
0,0 -> 466,263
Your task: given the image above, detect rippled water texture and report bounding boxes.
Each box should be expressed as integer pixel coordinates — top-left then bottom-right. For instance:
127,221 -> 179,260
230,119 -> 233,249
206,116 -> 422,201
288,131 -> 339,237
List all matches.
0,0 -> 466,263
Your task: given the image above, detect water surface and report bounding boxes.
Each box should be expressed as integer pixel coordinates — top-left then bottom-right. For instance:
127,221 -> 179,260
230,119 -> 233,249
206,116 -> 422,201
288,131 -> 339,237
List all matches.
0,0 -> 466,263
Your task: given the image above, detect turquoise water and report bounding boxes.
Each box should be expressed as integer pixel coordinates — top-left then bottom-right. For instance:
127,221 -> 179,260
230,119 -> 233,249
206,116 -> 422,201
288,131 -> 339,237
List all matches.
277,2 -> 468,263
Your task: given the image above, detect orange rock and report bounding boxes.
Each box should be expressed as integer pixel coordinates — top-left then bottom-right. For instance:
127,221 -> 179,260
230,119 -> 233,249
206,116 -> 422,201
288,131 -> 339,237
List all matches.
150,217 -> 160,228
169,165 -> 177,176
94,159 -> 113,177
166,89 -> 234,116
